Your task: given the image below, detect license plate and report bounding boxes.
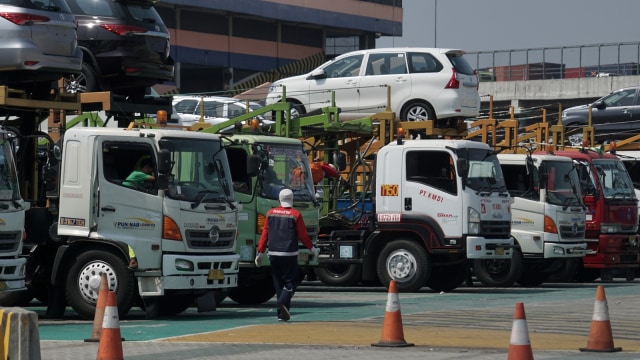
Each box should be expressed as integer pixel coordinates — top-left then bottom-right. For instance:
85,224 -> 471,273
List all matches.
495,247 -> 504,256
208,269 -> 224,280
0,281 -> 7,291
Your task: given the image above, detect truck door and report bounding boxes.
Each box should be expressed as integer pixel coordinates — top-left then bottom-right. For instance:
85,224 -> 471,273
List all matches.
96,138 -> 164,269
401,149 -> 462,236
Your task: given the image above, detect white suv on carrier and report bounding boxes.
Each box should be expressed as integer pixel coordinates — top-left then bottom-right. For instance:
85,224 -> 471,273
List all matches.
266,47 -> 480,123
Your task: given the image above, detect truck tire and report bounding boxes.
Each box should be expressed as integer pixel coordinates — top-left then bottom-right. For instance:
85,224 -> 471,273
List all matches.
314,264 -> 361,286
426,263 -> 469,292
228,280 -> 275,305
65,250 -> 135,320
546,258 -> 580,282
473,248 -> 522,287
376,240 -> 430,292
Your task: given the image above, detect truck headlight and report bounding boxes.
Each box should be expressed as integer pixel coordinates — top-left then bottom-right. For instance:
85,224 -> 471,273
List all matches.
468,207 -> 480,235
600,223 -> 621,233
175,258 -> 194,272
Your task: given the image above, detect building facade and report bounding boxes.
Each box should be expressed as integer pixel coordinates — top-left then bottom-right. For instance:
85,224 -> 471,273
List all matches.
155,0 -> 403,94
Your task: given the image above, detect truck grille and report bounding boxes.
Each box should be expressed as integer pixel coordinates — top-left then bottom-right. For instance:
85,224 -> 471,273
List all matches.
480,221 -> 511,239
185,230 -> 235,250
0,231 -> 20,252
559,224 -> 586,239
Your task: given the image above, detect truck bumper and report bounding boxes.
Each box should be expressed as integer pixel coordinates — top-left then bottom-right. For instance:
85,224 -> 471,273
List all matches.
582,235 -> 640,269
0,257 -> 26,291
543,242 -> 588,258
136,254 -> 240,296
466,237 -> 514,259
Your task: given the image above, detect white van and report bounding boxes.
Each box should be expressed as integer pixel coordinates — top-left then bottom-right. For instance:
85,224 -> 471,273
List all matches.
266,47 -> 480,123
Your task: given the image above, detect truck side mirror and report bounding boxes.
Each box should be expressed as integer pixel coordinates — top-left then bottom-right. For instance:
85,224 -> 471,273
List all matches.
157,149 -> 171,174
247,155 -> 261,177
456,158 -> 468,178
335,152 -> 347,171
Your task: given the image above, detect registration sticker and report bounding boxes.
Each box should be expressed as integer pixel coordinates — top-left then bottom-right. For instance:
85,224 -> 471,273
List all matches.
208,269 -> 224,280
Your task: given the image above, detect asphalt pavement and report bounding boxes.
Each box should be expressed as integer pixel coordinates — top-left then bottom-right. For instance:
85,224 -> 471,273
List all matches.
28,280 -> 640,359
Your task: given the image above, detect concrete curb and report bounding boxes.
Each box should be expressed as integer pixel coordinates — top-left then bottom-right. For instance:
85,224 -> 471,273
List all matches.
0,307 -> 41,360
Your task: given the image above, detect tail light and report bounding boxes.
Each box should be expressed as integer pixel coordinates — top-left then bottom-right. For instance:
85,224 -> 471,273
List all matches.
101,24 -> 148,36
0,13 -> 49,25
445,68 -> 460,89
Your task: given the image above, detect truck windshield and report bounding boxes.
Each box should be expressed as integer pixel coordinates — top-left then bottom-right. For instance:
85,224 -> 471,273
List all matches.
160,138 -> 234,203
0,138 -> 20,201
593,159 -> 636,200
463,149 -> 506,193
541,160 -> 582,206
259,144 -> 315,201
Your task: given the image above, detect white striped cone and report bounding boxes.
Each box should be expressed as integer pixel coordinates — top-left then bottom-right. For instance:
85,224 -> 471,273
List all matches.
580,285 -> 621,352
508,302 -> 533,360
96,291 -> 123,360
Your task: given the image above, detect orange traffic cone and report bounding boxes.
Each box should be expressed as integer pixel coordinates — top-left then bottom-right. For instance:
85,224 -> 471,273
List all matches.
85,273 -> 109,342
371,280 -> 414,347
507,302 -> 533,360
579,285 -> 622,352
96,290 -> 123,360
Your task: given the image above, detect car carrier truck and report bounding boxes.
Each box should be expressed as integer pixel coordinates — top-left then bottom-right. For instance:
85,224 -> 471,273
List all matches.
318,131 -> 514,292
0,90 -> 256,319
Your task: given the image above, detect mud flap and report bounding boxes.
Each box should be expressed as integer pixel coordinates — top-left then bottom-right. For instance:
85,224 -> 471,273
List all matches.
196,292 -> 217,313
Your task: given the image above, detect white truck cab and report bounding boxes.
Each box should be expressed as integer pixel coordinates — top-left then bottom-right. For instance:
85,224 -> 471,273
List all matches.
487,153 -> 587,286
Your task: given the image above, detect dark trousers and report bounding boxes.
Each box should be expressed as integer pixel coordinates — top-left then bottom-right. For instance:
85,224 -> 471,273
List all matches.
269,255 -> 298,312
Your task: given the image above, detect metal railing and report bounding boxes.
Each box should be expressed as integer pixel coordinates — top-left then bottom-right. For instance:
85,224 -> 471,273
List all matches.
465,42 -> 640,81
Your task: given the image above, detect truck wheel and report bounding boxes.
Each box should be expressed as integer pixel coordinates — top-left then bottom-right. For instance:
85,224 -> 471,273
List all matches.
473,248 -> 522,287
314,264 -> 361,286
65,250 -> 135,320
546,258 -> 580,282
376,240 -> 430,292
228,280 -> 275,305
426,263 -> 469,292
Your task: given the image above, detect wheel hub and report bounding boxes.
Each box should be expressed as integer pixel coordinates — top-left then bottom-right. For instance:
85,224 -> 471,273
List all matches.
387,250 -> 417,280
77,261 -> 117,305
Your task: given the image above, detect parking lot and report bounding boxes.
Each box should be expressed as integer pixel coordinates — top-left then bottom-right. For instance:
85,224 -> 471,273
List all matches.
31,280 -> 640,359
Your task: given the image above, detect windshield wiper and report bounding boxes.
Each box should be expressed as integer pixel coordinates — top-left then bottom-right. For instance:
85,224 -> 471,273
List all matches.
475,186 -> 494,195
191,190 -> 219,209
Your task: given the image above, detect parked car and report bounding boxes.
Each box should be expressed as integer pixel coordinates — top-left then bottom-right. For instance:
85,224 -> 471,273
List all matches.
63,0 -> 174,101
173,95 -> 270,129
0,0 -> 82,99
265,47 -> 480,124
562,86 -> 640,146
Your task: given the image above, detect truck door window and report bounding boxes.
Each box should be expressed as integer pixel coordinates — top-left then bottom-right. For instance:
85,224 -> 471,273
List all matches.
501,164 -> 538,200
102,143 -> 156,193
406,150 -> 457,195
225,147 -> 251,194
